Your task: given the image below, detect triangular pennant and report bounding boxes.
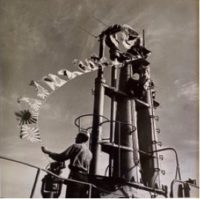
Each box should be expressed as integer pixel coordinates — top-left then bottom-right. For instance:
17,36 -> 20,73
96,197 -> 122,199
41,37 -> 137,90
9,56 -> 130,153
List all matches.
76,60 -> 92,73
57,69 -> 83,80
18,97 -> 43,112
30,80 -> 50,99
84,59 -> 98,71
42,73 -> 67,91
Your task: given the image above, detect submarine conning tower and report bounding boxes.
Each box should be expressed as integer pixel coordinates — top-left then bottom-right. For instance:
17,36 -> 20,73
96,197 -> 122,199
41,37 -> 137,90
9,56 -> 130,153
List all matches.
89,24 -> 163,192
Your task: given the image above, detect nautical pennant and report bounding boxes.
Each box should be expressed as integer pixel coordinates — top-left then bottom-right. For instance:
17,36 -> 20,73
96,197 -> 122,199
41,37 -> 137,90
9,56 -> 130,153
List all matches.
18,97 -> 43,112
42,73 -> 67,91
86,59 -> 95,70
30,80 -> 50,99
20,125 -> 41,142
84,59 -> 98,71
17,58 -> 102,143
74,59 -> 91,73
57,69 -> 83,79
15,109 -> 38,125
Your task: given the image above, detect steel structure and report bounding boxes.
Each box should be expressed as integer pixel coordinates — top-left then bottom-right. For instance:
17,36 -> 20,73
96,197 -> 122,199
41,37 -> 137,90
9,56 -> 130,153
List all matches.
1,24 -> 198,198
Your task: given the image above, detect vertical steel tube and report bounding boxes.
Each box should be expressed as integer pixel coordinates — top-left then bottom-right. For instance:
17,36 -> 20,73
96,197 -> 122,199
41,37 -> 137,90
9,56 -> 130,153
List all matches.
90,68 -> 105,175
99,36 -> 105,58
137,63 -> 161,187
109,64 -> 118,176
113,64 -> 138,181
88,184 -> 92,198
148,87 -> 160,187
117,122 -> 121,177
30,169 -> 40,198
142,29 -> 145,47
90,36 -> 106,175
110,64 -> 118,142
130,100 -> 141,183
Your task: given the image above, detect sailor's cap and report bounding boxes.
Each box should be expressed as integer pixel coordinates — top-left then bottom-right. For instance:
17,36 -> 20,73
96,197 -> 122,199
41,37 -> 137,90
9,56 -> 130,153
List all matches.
77,131 -> 90,141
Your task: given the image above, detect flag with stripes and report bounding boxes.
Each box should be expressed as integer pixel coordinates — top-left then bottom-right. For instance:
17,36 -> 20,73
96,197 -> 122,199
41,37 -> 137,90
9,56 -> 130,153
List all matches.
20,125 -> 41,142
15,109 -> 38,125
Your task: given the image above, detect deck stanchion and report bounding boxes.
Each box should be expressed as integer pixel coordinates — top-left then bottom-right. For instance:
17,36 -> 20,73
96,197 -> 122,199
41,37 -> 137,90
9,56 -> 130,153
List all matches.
88,184 -> 92,198
30,168 -> 40,198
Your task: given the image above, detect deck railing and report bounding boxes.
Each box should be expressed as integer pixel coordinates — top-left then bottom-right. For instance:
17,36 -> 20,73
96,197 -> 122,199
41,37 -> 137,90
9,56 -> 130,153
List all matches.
0,155 -> 93,198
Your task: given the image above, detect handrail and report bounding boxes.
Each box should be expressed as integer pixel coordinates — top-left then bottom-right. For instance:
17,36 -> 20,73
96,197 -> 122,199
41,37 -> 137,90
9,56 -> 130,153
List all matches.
30,169 -> 40,198
99,119 -> 137,132
151,147 -> 182,181
0,155 -> 93,186
0,154 -> 169,198
74,113 -> 137,132
0,155 -> 94,198
74,113 -> 109,131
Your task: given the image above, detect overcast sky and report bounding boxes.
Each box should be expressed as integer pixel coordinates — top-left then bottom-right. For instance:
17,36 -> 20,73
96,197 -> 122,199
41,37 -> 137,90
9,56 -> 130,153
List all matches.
0,0 -> 198,197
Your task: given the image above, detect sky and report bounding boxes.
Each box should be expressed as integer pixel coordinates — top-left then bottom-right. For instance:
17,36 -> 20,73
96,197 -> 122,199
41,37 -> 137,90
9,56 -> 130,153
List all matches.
0,0 -> 199,197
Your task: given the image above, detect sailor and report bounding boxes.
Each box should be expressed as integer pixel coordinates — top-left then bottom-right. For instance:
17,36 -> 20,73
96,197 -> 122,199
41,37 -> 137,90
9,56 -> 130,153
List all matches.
41,131 -> 92,198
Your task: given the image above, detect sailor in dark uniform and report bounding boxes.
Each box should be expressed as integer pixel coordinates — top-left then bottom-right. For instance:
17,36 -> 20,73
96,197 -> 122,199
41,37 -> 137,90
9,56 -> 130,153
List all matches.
41,132 -> 92,198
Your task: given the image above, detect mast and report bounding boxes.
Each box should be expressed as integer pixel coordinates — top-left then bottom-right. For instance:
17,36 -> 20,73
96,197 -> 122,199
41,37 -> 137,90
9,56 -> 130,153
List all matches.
90,36 -> 106,175
136,30 -> 161,188
112,63 -> 141,182
90,24 -> 162,190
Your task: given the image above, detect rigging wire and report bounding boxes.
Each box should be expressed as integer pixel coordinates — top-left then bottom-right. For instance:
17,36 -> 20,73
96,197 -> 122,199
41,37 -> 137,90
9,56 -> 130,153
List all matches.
78,26 -> 98,38
92,15 -> 109,27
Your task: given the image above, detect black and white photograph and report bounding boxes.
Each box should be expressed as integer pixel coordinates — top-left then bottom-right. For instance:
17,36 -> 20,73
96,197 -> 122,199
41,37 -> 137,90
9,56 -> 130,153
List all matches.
0,0 -> 199,198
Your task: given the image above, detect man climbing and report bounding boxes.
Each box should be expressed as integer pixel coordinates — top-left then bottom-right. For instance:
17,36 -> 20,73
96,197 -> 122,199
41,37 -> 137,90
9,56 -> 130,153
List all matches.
41,131 -> 92,198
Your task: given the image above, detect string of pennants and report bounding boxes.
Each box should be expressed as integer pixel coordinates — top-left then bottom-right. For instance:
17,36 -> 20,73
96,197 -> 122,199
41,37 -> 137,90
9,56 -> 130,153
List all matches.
15,56 -> 109,142
15,24 -> 149,143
